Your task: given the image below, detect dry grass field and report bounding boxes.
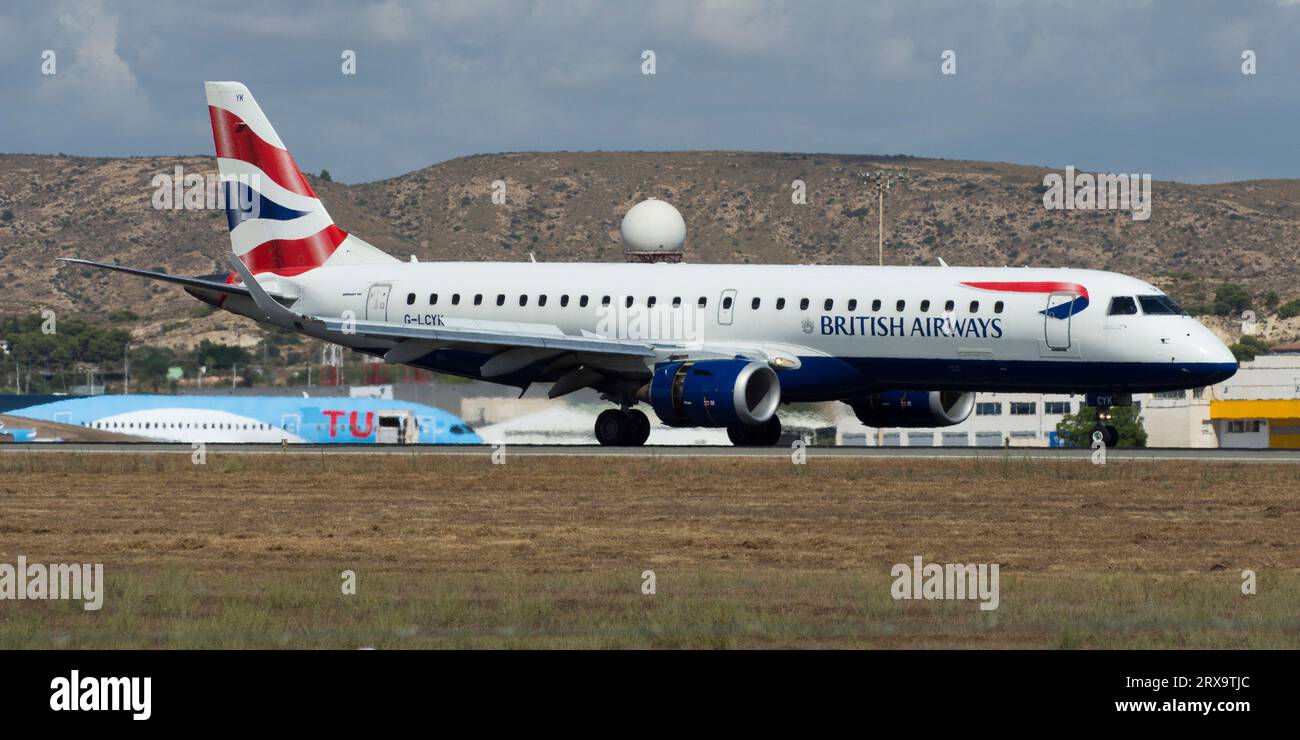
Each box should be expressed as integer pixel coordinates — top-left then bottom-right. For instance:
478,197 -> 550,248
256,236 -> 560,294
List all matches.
0,451 -> 1297,648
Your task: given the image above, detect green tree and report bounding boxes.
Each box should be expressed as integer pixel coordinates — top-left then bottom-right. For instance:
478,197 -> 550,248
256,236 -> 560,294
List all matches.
192,339 -> 247,371
319,169 -> 332,182
1278,299 -> 1300,320
1212,283 -> 1252,316
130,345 -> 179,392
1056,405 -> 1147,447
1229,334 -> 1271,362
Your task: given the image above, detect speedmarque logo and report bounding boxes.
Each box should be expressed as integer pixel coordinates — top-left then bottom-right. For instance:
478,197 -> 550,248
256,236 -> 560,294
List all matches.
50,670 -> 151,720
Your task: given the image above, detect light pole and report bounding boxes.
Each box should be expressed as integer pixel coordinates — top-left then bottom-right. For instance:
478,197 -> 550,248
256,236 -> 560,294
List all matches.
862,170 -> 906,448
862,170 -> 907,266
123,342 -> 130,395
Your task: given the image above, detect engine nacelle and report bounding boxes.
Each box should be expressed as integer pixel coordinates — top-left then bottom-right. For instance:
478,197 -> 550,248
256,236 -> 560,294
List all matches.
648,359 -> 781,427
849,391 -> 975,428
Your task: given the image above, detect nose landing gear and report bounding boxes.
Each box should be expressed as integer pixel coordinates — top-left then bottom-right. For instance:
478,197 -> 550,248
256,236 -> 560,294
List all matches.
1092,423 -> 1120,448
594,408 -> 652,446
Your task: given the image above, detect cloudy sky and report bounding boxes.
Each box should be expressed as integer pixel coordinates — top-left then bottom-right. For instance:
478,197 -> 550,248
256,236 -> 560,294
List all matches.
1,0 -> 1299,184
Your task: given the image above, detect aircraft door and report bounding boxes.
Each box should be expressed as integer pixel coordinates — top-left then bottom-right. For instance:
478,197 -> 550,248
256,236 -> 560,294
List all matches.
1044,292 -> 1076,351
717,289 -> 738,326
366,284 -> 392,322
280,413 -> 301,439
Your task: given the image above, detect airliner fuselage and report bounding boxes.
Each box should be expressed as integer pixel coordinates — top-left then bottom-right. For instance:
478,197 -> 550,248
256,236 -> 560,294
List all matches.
206,262 -> 1235,399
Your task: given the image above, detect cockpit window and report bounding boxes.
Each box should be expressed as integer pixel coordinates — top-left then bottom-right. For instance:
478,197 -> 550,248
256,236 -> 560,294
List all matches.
1138,295 -> 1186,315
1108,296 -> 1138,315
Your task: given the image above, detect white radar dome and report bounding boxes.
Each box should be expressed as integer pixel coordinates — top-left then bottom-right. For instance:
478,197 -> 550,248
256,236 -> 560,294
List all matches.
620,198 -> 685,263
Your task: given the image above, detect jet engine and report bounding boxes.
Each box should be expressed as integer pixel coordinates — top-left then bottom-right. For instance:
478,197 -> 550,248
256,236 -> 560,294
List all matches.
648,359 -> 781,427
848,391 -> 975,428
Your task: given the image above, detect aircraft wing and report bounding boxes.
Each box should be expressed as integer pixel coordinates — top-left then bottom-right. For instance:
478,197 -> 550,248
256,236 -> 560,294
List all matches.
320,316 -> 658,361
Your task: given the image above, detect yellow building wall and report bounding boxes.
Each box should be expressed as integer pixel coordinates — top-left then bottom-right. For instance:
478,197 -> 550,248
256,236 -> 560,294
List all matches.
1210,401 -> 1300,449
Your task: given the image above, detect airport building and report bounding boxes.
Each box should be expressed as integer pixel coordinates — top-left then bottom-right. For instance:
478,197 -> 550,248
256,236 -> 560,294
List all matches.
833,354 -> 1299,449
1142,354 -> 1300,449
836,393 -> 1082,447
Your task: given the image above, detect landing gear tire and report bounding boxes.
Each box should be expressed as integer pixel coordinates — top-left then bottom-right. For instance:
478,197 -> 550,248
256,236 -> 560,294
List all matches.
595,409 -> 651,447
626,409 -> 651,446
726,424 -> 755,446
1093,424 -> 1120,448
727,415 -> 782,447
595,409 -> 629,446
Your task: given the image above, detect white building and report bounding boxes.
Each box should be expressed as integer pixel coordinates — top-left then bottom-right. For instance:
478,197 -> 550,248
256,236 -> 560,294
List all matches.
837,393 -> 1083,447
1142,354 -> 1300,449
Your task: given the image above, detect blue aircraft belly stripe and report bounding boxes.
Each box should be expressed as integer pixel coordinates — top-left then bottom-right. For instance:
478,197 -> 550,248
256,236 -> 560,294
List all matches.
399,346 -> 1238,399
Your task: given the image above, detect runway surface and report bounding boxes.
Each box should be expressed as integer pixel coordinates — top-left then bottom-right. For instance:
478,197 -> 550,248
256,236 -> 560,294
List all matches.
3,442 -> 1299,462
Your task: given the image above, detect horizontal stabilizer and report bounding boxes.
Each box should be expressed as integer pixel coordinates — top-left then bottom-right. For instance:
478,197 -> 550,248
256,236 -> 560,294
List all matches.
61,258 -> 252,296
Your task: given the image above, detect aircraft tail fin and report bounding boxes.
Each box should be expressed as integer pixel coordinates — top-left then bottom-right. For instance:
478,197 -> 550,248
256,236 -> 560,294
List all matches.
204,81 -> 396,277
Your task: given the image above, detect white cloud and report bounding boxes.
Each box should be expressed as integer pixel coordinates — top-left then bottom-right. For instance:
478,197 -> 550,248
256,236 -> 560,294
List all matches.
39,0 -> 151,128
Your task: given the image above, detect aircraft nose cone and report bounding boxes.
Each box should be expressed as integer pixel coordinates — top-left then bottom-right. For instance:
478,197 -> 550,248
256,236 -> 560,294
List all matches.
1191,324 -> 1238,384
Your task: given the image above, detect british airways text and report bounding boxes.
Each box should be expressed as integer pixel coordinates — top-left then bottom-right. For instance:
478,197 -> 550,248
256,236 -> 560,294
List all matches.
821,314 -> 1004,339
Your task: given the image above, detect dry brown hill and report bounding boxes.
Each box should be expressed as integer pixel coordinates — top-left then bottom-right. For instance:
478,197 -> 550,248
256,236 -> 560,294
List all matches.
2,151 -> 1297,347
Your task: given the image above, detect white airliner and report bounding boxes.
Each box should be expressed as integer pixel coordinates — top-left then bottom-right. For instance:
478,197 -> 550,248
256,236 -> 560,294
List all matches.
66,81 -> 1238,447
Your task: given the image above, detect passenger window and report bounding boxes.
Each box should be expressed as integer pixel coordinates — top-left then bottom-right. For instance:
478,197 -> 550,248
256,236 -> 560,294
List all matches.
944,300 -> 954,312
751,297 -> 760,309
430,294 -> 438,305
920,300 -> 930,312
602,296 -> 611,306
1108,296 -> 1138,315
994,301 -> 1004,314
625,296 -> 634,308
824,299 -> 833,311
847,299 -> 857,311
474,294 -> 483,305
969,301 -> 979,313
896,300 -> 905,312
722,296 -> 733,310
648,297 -> 657,308
451,294 -> 461,305
496,294 -> 505,306
799,298 -> 810,310
580,295 -> 589,307
672,297 -> 681,307
538,295 -> 547,307
560,295 -> 570,307
406,293 -> 416,305
776,298 -> 786,310
519,295 -> 528,307
698,297 -> 707,308
872,299 -> 881,311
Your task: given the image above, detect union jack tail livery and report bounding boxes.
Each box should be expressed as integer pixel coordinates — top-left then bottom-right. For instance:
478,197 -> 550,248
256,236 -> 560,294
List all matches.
204,81 -> 395,277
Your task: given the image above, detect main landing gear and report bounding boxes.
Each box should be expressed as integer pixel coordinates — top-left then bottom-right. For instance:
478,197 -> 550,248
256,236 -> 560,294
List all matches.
594,408 -> 652,447
726,415 -> 782,447
593,409 -> 784,447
